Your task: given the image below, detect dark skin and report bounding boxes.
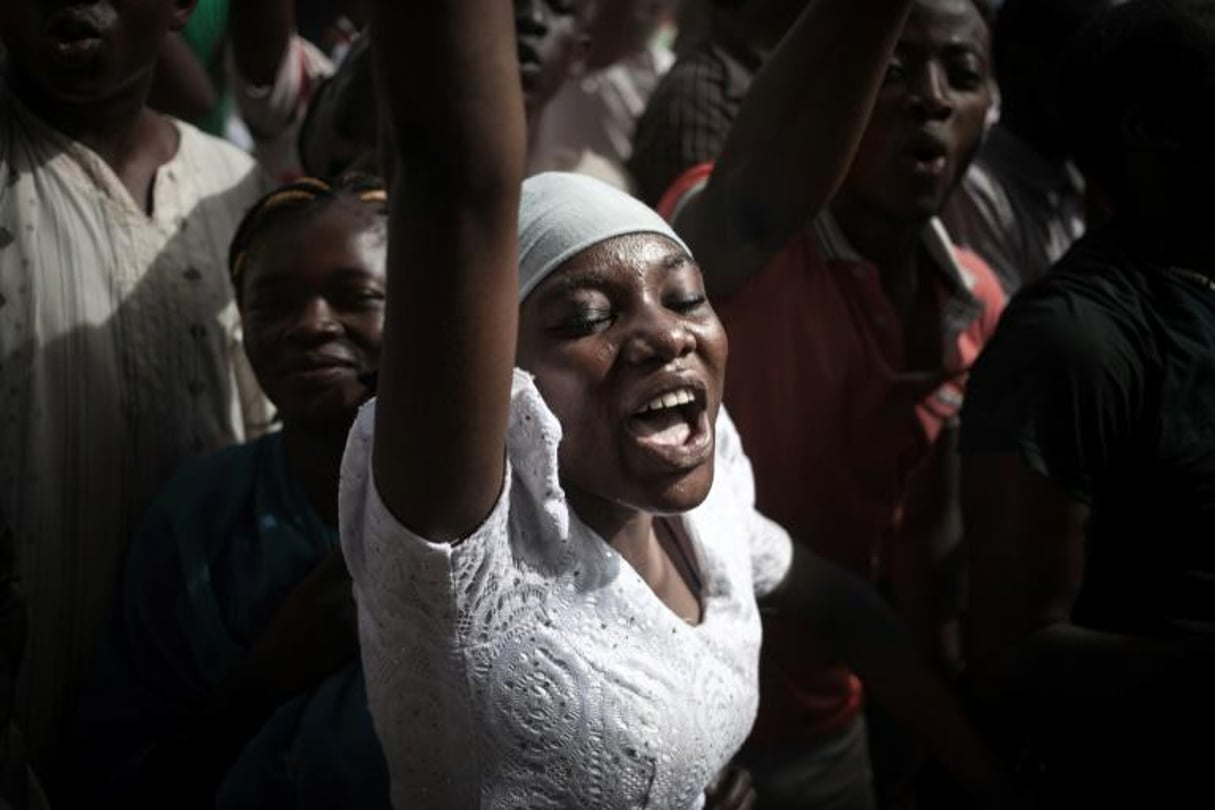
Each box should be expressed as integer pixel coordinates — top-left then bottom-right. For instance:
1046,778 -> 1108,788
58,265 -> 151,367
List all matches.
148,32 -> 218,124
675,0 -> 919,299
371,0 -> 1012,803
832,0 -> 991,322
583,0 -> 666,71
515,0 -> 593,131
0,0 -> 199,212
240,201 -> 387,523
302,0 -> 588,183
150,0 -> 296,127
517,233 -> 727,621
678,0 -> 992,671
133,202 -> 385,807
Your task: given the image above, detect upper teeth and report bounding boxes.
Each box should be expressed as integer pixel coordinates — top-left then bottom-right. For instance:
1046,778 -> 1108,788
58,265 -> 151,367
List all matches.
639,388 -> 696,413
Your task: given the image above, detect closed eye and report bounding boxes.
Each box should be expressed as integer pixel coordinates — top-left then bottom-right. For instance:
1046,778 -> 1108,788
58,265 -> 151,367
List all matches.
667,295 -> 708,315
550,309 -> 613,338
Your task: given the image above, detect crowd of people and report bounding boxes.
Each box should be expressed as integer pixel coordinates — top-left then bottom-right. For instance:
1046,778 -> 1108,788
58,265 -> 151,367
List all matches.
1,0 -> 1212,808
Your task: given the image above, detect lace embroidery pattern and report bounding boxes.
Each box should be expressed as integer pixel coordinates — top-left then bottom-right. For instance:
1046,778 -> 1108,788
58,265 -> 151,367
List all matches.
341,370 -> 793,809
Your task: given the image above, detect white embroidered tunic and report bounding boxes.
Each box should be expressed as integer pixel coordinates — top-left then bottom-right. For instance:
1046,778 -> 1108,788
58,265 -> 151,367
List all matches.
341,370 -> 793,809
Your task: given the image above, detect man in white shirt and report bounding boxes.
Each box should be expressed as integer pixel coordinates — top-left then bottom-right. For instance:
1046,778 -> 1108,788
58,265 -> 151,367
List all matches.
0,0 -> 267,791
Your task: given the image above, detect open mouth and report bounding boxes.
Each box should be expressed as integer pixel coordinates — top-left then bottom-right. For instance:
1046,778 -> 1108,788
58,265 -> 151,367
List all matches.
44,6 -> 113,60
630,387 -> 703,447
517,47 -> 544,92
624,383 -> 714,474
905,138 -> 949,176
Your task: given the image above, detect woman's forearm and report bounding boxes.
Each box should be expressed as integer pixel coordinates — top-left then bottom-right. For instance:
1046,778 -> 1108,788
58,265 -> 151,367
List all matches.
368,0 -> 526,542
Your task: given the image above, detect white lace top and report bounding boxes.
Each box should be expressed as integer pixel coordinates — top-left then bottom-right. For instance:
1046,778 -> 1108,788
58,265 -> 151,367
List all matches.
340,370 -> 793,809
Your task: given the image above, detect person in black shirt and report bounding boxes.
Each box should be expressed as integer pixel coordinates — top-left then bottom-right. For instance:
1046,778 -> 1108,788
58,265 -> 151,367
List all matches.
958,1 -> 1215,805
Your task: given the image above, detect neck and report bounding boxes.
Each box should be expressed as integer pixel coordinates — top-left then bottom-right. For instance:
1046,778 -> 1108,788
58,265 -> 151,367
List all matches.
281,419 -> 352,528
835,201 -> 924,277
832,202 -> 930,324
7,65 -> 162,168
566,485 -> 655,555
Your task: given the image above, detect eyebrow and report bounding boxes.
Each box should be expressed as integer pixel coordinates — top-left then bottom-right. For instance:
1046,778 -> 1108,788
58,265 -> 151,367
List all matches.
247,266 -> 384,291
941,42 -> 986,59
551,251 -> 696,293
897,38 -> 985,54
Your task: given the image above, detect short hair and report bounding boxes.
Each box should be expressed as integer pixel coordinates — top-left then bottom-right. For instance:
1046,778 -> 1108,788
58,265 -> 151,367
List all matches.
1061,0 -> 1215,206
228,173 -> 388,292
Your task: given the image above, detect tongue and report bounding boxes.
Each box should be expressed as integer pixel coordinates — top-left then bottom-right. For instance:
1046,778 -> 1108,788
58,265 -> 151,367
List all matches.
632,409 -> 691,446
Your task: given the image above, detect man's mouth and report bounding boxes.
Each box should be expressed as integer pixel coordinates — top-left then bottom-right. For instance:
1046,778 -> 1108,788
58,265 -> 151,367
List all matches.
518,58 -> 544,94
283,354 -> 358,383
904,135 -> 950,177
44,6 -> 114,61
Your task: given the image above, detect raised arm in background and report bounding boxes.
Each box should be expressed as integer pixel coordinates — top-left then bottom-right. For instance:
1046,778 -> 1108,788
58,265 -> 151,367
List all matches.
675,0 -> 915,299
369,0 -> 526,542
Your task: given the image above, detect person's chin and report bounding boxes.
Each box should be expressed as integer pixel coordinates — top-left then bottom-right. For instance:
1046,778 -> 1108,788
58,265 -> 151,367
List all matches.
633,462 -> 716,517
883,190 -> 947,227
278,390 -> 363,430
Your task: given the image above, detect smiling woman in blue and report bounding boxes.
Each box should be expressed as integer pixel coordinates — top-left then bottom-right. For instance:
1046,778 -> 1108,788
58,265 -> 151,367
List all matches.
74,175 -> 391,810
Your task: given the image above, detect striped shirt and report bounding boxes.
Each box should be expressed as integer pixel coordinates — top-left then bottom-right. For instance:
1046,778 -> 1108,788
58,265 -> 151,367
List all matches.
628,33 -> 758,206
0,89 -> 269,773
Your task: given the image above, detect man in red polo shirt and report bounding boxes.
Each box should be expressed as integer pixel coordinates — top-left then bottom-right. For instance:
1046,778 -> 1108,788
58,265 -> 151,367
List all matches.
661,0 -> 1004,805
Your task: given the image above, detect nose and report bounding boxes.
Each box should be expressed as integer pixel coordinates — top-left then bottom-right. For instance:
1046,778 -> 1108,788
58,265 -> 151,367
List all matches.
906,62 -> 953,122
621,304 -> 697,366
285,296 -> 342,343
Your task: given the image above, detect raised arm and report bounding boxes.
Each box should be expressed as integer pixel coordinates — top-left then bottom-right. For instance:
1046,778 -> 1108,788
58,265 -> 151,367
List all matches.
675,0 -> 914,299
369,0 -> 526,541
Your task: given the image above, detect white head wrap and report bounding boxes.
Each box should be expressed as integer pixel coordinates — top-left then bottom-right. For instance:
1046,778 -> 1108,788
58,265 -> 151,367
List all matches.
517,172 -> 692,302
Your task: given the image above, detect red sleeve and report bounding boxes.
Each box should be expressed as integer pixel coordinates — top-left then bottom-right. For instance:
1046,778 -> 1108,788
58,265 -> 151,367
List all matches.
656,162 -> 716,223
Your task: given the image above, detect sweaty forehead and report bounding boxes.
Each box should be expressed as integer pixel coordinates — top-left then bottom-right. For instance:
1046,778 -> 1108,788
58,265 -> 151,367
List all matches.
536,234 -> 693,296
903,0 -> 990,51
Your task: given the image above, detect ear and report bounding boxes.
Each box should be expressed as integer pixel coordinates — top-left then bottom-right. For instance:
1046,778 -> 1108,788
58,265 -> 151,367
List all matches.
983,76 -> 1001,133
168,0 -> 199,33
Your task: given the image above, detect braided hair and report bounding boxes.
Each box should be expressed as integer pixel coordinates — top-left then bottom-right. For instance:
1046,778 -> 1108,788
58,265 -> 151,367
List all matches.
228,173 -> 388,296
